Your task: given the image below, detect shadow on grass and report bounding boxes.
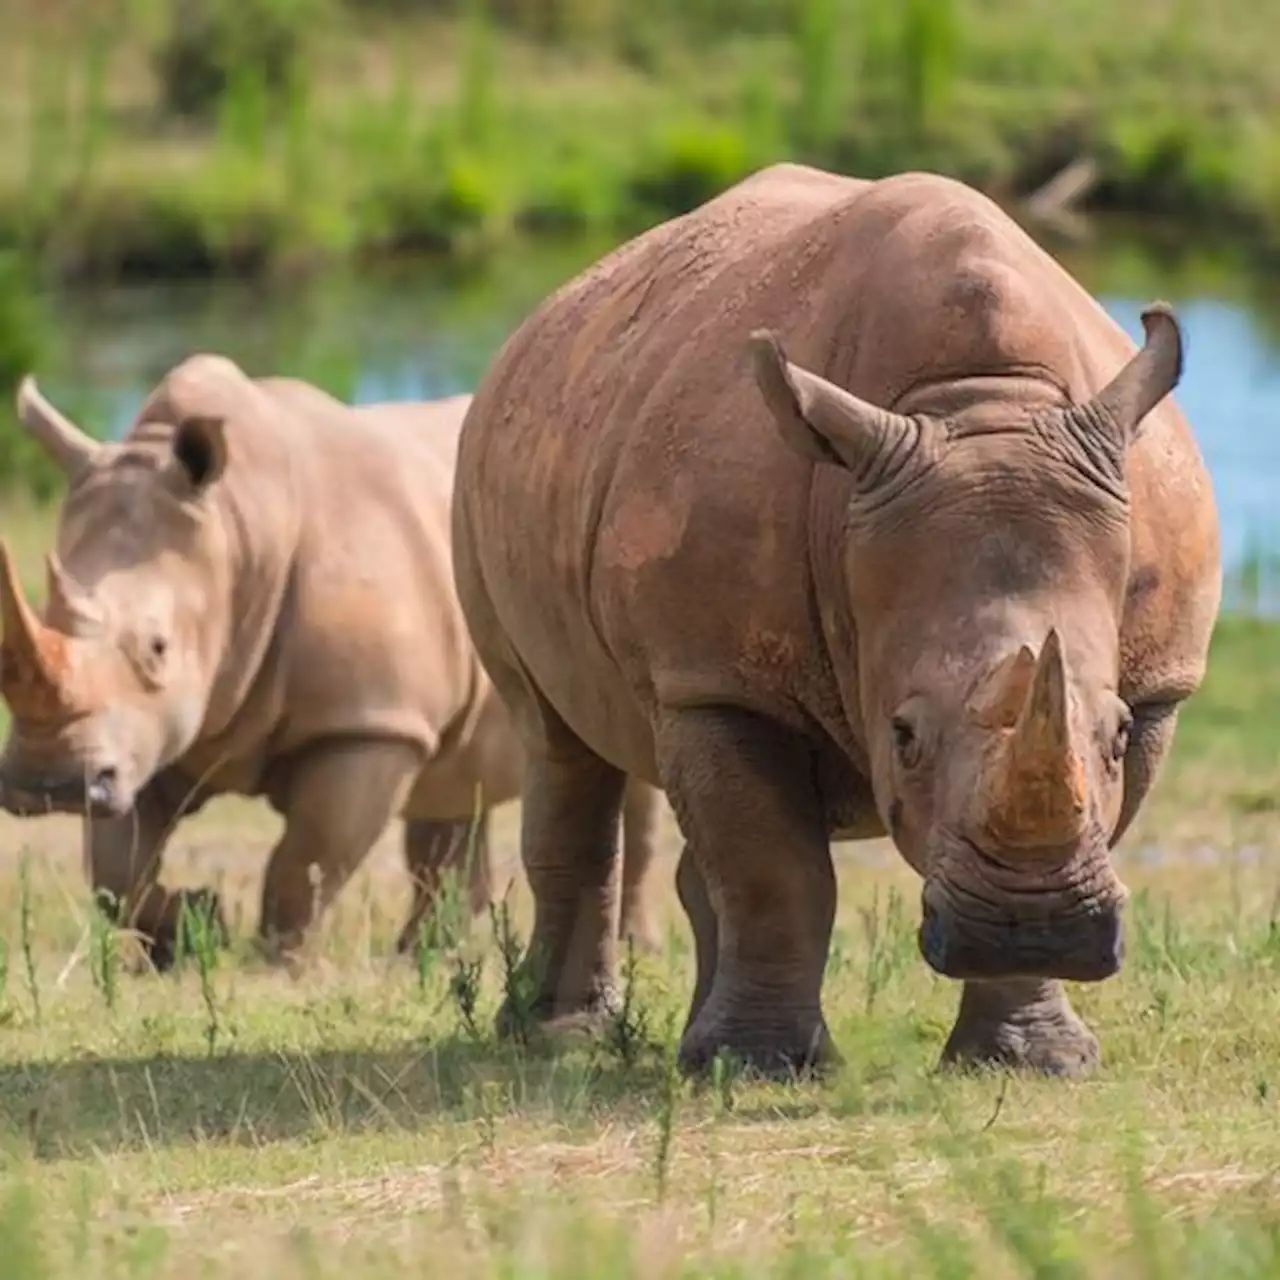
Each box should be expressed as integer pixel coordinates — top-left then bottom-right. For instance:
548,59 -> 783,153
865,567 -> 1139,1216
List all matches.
0,1031 -> 690,1161
0,1012 -> 949,1162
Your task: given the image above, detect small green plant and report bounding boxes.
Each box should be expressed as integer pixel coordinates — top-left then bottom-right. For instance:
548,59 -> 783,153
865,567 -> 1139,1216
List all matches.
449,952 -> 485,1040
413,912 -> 441,997
606,935 -> 651,1070
489,896 -> 540,1044
89,890 -> 119,1015
18,853 -> 40,1026
179,895 -> 223,1055
652,1011 -> 682,1203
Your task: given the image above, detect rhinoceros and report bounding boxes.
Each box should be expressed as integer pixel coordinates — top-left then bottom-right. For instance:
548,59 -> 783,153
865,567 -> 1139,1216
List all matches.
451,163 -> 1222,1078
0,362 -> 663,968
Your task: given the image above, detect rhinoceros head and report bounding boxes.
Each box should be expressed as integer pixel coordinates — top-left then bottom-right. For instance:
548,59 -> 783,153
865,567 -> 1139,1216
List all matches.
0,378 -> 230,818
752,305 -> 1185,985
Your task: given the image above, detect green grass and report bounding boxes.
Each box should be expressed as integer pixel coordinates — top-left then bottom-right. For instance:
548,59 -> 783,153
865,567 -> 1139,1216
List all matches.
2,0 -> 1280,286
3,786 -> 1280,1274
0,492 -> 1275,1274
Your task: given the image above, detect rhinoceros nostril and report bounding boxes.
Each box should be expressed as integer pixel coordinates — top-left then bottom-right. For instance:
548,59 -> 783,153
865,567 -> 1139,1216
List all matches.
87,766 -> 118,808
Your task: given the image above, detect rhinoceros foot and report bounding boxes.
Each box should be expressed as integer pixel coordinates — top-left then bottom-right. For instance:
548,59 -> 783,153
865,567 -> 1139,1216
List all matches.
676,1005 -> 842,1082
939,978 -> 1100,1079
144,888 -> 230,974
493,977 -> 622,1044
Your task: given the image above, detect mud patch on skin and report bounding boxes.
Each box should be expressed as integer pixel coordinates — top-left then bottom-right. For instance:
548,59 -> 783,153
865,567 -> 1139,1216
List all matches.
1126,563 -> 1162,606
598,477 -> 694,573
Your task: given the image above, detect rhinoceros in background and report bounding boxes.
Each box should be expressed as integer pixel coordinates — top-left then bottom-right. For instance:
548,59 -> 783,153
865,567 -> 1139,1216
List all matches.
451,163 -> 1222,1079
0,365 -> 663,968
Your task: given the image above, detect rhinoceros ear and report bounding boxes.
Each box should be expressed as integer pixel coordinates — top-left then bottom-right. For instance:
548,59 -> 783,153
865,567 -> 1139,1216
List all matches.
1072,302 -> 1184,448
169,414 -> 228,496
748,330 -> 925,490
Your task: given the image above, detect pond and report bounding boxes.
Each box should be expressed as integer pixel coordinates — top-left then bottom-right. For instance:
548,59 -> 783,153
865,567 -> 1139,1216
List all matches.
34,221 -> 1280,615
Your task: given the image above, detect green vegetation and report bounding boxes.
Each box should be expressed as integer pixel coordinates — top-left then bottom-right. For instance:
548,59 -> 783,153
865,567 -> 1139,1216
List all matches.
0,0 -> 1278,288
0,395 -> 1270,1272
0,8 -> 1275,1272
0,603 -> 1275,1275
1,0 -> 1279,498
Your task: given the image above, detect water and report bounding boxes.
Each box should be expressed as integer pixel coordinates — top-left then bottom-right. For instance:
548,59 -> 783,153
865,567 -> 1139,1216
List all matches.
35,223 -> 1280,614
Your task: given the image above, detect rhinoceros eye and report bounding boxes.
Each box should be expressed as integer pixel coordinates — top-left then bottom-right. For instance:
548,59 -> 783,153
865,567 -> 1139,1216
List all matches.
150,637 -> 168,660
891,715 -> 922,770
1110,710 -> 1132,762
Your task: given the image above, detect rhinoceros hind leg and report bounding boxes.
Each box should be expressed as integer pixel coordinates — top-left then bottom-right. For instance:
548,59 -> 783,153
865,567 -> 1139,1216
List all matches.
940,978 -> 1100,1079
396,812 -> 494,954
257,739 -> 423,959
618,779 -> 663,954
494,743 -> 626,1039
657,707 -> 840,1080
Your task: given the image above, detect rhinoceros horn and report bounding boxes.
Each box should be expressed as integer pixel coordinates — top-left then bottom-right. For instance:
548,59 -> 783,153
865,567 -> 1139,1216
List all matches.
45,551 -> 102,633
16,376 -> 100,479
0,540 -> 67,715
1071,302 -> 1184,446
981,628 -> 1087,848
749,330 -> 922,486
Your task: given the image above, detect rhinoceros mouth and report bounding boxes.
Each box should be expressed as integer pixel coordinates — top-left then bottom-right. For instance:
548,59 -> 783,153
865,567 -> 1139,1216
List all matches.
0,766 -> 127,819
917,875 -> 1125,983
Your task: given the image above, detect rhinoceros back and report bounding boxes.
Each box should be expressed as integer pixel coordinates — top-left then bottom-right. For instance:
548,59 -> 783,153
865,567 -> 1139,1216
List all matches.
453,163 -> 1220,780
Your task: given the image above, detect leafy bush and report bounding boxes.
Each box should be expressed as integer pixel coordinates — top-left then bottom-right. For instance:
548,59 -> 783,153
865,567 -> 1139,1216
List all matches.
629,122 -> 753,220
362,147 -> 505,256
152,0 -> 331,121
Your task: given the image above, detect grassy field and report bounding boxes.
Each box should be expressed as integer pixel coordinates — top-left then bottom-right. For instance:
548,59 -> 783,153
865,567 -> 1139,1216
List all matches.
1,0 -> 1280,286
0,510 -> 1277,1274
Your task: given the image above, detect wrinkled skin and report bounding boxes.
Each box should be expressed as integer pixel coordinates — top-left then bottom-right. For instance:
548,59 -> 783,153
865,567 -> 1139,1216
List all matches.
452,164 -> 1222,1078
0,365 -> 663,968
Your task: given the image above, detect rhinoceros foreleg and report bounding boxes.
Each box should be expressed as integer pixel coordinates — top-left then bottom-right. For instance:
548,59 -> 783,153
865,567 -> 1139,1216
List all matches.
257,738 -> 424,958
619,778 -> 662,955
940,978 -> 1100,1078
657,707 -> 840,1080
396,811 -> 495,954
495,746 -> 626,1038
86,773 -> 225,973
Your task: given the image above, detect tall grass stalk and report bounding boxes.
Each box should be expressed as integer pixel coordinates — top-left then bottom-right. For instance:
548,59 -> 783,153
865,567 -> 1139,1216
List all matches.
19,853 -> 40,1026
791,0 -> 848,156
899,0 -> 962,137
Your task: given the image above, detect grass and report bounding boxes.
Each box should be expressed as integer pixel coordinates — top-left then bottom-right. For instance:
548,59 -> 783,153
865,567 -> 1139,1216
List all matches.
0,504 -> 1276,1274
2,0 -> 1280,288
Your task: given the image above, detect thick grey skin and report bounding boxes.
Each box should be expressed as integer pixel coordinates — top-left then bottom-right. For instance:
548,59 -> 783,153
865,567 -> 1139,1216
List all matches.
451,164 -> 1221,1078
0,371 -> 663,969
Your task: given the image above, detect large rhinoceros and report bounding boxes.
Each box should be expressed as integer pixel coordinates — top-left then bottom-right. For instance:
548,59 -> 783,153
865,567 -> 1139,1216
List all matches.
0,361 -> 663,967
451,164 -> 1222,1078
